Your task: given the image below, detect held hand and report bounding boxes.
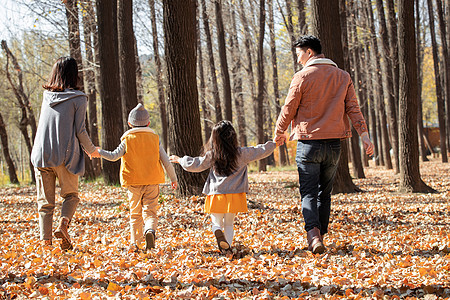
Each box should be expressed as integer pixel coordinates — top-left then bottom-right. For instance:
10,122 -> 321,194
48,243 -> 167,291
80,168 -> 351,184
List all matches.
361,132 -> 374,157
171,182 -> 178,190
274,134 -> 286,146
90,147 -> 101,159
169,155 -> 180,163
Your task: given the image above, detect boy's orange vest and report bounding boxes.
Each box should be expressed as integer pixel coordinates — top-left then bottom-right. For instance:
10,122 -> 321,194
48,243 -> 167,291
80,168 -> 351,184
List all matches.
120,129 -> 165,186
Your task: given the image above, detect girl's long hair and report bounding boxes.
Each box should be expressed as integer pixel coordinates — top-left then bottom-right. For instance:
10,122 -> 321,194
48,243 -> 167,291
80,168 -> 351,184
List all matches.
43,57 -> 79,92
203,120 -> 239,176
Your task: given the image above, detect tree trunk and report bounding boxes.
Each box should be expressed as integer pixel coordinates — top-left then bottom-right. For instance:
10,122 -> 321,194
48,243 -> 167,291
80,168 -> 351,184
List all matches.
366,0 -> 392,169
81,0 -> 101,177
296,0 -> 307,34
284,0 -> 298,72
96,0 -> 123,185
200,0 -> 222,122
415,0 -> 429,162
1,40 -> 36,183
339,0 -> 364,178
0,113 -> 19,184
149,0 -> 168,150
311,0 -> 359,193
238,0 -> 257,129
65,0 -> 96,180
256,0 -> 267,172
197,3 -> 212,143
164,0 -> 207,196
268,0 -> 287,165
118,0 -> 138,130
229,4 -> 248,147
426,0 -> 448,162
397,0 -> 436,193
215,0 -> 232,121
375,0 -> 400,173
386,0 -> 399,112
436,0 -> 450,156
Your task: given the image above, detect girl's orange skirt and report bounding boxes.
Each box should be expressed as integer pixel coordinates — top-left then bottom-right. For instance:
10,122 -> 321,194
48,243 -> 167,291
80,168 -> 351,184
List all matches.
204,193 -> 247,214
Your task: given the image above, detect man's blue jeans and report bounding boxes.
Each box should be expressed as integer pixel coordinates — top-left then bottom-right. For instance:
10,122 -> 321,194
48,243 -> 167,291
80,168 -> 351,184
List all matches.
296,139 -> 341,236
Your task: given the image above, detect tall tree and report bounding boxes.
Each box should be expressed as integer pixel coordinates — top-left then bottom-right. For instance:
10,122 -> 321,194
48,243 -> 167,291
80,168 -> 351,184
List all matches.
310,0 -> 360,193
0,113 -> 19,184
268,0 -> 288,165
296,0 -> 307,34
215,0 -> 233,121
65,0 -> 96,180
366,0 -> 392,170
238,0 -> 257,127
149,0 -> 168,150
229,2 -> 248,146
1,40 -> 36,183
375,0 -> 400,173
426,0 -> 448,162
164,0 -> 207,196
340,0 -> 364,179
397,0 -> 435,193
280,0 -> 298,72
436,0 -> 450,151
96,0 -> 123,184
256,0 -> 267,171
81,0 -> 101,176
386,0 -> 399,109
200,0 -> 222,122
118,0 -> 138,131
415,0 -> 429,162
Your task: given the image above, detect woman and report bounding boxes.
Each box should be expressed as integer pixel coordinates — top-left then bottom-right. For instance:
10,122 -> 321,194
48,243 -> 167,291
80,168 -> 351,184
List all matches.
31,57 -> 98,250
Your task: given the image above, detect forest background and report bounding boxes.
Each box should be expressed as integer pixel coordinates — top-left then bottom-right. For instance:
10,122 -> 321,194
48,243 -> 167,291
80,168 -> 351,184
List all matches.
0,0 -> 449,194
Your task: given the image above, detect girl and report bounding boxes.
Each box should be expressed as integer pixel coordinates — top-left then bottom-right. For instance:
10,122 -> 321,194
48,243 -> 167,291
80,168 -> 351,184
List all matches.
170,120 -> 277,252
31,57 -> 99,250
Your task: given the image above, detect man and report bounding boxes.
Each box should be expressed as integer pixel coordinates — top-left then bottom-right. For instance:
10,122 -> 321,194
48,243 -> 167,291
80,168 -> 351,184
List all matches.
275,35 -> 374,254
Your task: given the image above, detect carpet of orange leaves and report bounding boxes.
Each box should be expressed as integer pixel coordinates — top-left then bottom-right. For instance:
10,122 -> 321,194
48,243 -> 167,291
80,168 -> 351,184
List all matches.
0,158 -> 449,299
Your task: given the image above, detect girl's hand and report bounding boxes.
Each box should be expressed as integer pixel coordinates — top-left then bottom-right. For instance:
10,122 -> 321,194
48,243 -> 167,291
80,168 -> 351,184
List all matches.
169,155 -> 180,163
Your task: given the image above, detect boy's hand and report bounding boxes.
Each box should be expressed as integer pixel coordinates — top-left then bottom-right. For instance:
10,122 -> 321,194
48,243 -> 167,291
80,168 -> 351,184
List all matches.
171,182 -> 178,190
169,155 -> 180,163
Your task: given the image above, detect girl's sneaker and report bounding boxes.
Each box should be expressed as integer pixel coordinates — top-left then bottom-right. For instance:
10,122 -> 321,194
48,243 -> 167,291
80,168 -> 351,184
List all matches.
214,229 -> 230,252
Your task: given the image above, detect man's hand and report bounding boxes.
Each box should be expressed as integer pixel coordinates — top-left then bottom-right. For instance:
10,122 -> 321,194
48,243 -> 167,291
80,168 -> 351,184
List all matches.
274,133 -> 287,146
169,155 -> 180,163
171,182 -> 178,190
361,132 -> 374,157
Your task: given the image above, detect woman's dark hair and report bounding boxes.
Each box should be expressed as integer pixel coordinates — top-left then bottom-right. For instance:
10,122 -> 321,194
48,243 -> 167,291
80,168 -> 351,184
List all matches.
293,35 -> 322,54
43,57 -> 79,92
203,120 -> 239,176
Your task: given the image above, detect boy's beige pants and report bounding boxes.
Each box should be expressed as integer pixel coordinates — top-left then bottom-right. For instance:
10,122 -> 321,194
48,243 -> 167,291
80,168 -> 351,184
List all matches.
127,184 -> 159,245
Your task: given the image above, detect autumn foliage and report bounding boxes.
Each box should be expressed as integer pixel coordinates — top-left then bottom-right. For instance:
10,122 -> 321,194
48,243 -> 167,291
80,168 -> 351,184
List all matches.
0,158 -> 449,299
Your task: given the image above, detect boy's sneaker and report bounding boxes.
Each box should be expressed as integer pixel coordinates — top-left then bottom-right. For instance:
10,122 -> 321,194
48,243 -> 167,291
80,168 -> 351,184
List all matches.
145,229 -> 156,250
214,229 -> 230,252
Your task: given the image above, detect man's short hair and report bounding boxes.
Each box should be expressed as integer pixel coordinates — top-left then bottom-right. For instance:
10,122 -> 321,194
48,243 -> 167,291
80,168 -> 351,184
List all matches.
294,35 -> 322,54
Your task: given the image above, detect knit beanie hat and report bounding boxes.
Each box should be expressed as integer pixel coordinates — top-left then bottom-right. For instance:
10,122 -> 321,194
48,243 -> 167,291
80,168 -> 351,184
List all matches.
128,103 -> 150,127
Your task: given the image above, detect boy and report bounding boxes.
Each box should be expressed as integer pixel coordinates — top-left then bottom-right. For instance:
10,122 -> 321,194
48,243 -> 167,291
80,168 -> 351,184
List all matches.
97,103 -> 177,251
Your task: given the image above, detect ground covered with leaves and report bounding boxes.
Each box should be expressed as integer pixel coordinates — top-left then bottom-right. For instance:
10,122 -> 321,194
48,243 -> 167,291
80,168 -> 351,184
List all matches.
0,158 -> 449,299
